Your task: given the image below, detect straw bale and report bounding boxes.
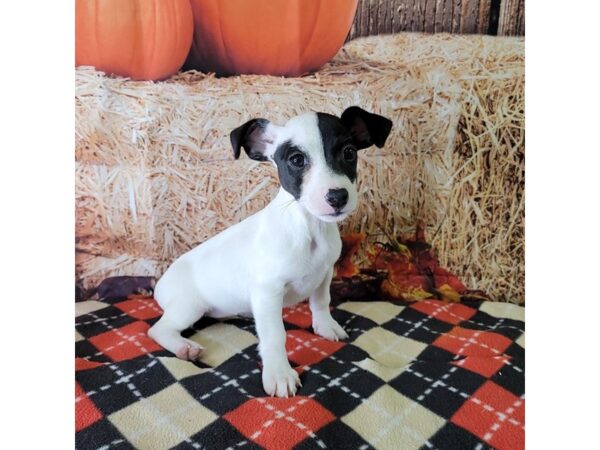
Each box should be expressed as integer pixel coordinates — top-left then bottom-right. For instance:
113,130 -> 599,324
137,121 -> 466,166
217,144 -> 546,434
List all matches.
75,33 -> 524,303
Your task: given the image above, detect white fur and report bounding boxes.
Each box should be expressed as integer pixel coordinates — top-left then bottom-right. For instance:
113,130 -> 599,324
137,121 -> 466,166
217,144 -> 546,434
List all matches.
149,113 -> 351,397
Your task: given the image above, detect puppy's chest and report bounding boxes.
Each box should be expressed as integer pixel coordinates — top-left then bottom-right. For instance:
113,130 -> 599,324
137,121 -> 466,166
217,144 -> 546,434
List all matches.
284,232 -> 341,303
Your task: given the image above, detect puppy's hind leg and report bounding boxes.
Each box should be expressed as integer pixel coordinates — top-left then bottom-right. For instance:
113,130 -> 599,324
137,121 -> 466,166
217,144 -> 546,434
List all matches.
148,301 -> 206,361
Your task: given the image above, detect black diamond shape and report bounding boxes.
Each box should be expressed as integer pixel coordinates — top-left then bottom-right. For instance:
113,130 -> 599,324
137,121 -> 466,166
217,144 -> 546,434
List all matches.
76,340 -> 111,362
75,306 -> 137,339
459,311 -> 525,341
326,343 -> 370,363
381,307 -> 454,344
76,418 -> 133,450
181,360 -> 263,415
301,359 -> 384,417
76,356 -> 175,416
172,418 -> 264,450
119,357 -> 177,397
294,419 -> 374,450
415,344 -> 458,362
491,357 -> 524,397
327,307 -> 379,339
389,361 -> 486,419
504,340 -> 525,360
424,421 -> 493,450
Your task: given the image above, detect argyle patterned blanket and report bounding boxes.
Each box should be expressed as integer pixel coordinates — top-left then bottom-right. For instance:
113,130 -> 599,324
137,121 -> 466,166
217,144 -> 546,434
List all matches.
75,295 -> 524,450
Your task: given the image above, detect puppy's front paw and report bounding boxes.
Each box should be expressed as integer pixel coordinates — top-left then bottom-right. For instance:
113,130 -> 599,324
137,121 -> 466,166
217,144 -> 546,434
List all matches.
262,362 -> 301,398
312,315 -> 349,341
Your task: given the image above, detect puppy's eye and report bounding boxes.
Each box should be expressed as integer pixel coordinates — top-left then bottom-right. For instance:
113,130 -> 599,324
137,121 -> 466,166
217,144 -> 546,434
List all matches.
343,146 -> 357,162
288,153 -> 306,168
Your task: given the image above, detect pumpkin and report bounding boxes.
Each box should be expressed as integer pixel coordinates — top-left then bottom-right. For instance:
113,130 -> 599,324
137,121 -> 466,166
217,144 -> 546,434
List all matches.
185,0 -> 358,76
75,0 -> 194,81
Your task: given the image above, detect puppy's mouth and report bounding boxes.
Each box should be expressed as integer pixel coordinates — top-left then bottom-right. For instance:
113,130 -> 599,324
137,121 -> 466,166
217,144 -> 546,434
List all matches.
319,209 -> 351,222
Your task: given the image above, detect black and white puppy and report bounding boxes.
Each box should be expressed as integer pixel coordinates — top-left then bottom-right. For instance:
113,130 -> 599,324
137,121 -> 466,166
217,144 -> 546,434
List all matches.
149,107 -> 392,397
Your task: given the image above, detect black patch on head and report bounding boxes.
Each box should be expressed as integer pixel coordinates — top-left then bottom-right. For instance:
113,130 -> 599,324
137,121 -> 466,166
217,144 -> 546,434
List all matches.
273,140 -> 310,199
317,113 -> 358,182
340,106 -> 393,150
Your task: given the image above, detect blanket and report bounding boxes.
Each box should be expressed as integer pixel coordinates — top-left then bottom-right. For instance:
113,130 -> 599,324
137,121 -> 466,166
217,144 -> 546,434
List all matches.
75,294 -> 524,450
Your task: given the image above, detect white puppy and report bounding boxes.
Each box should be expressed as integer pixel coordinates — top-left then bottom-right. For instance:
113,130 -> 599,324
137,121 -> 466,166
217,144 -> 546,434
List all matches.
149,107 -> 392,397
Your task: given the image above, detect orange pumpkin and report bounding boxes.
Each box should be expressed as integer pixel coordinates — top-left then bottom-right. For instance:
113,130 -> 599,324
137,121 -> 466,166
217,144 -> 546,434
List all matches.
185,0 -> 358,76
75,0 -> 194,81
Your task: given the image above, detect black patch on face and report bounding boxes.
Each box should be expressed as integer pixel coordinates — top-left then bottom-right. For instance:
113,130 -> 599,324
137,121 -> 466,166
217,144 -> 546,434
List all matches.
316,113 -> 358,182
273,140 -> 310,199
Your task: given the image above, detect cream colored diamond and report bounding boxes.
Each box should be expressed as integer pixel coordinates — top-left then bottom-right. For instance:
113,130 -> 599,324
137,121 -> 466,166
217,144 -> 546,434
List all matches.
516,332 -> 525,348
338,301 -> 405,325
75,300 -> 109,317
352,326 -> 427,367
158,356 -> 211,380
75,330 -> 84,342
189,323 -> 257,367
342,385 -> 445,450
354,358 -> 406,382
109,383 -> 217,450
479,301 -> 524,321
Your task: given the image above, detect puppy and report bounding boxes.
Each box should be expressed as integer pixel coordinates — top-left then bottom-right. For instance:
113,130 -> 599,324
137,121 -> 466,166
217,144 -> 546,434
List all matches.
149,107 -> 392,397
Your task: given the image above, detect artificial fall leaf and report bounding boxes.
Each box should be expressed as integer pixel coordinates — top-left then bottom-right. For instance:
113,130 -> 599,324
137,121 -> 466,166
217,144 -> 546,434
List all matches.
434,268 -> 467,293
460,290 -> 492,302
436,284 -> 462,303
334,233 -> 366,278
382,279 -> 433,301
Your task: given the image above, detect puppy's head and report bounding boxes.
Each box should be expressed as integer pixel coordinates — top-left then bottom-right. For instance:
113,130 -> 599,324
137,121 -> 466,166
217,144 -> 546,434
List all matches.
231,107 -> 392,222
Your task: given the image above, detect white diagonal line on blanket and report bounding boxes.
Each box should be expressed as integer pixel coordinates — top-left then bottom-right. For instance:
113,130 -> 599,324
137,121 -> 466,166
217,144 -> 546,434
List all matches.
404,366 -> 525,429
307,366 -> 362,400
372,327 -> 425,365
247,397 -> 328,449
341,311 -> 373,336
76,359 -> 159,403
75,298 -> 162,326
394,316 -> 523,374
282,302 -> 311,321
197,368 -> 261,402
82,311 -> 204,450
455,330 -> 482,357
401,301 -> 450,339
93,438 -> 125,450
224,440 -> 250,450
78,332 -> 149,361
481,394 -> 525,443
286,333 -> 345,365
421,300 -> 524,333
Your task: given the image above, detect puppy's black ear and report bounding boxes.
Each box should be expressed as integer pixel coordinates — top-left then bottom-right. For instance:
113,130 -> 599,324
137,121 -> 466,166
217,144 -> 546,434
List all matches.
341,106 -> 393,150
230,118 -> 272,161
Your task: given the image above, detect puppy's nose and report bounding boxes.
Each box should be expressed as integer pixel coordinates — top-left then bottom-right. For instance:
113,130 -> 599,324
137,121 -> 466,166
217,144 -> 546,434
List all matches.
325,188 -> 348,210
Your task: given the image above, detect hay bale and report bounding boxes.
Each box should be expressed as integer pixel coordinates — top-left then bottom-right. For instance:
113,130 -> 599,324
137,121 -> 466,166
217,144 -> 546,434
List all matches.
76,33 -> 524,303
